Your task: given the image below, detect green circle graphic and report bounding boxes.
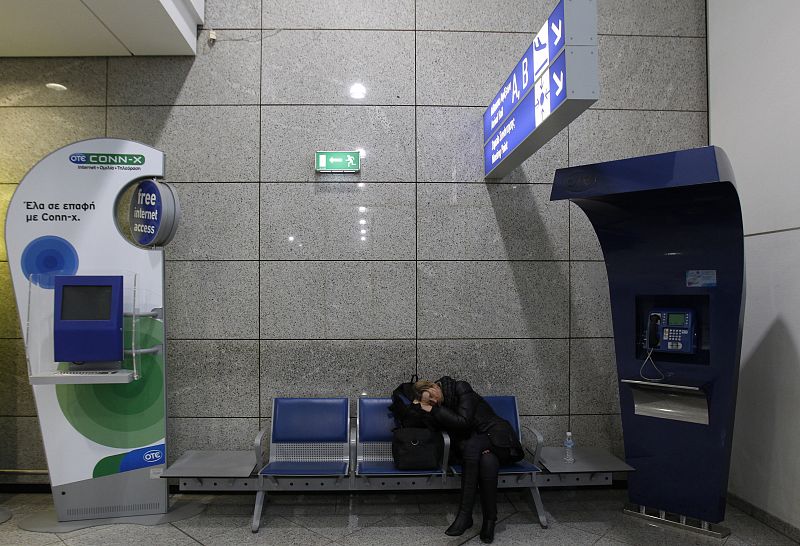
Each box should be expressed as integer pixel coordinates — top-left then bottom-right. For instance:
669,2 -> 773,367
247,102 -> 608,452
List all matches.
56,317 -> 165,448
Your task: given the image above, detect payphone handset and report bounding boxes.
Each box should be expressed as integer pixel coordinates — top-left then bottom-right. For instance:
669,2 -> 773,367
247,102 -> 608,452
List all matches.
645,308 -> 696,354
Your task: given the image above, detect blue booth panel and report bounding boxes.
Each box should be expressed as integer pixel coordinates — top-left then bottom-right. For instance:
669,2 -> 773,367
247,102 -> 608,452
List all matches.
550,146 -> 744,523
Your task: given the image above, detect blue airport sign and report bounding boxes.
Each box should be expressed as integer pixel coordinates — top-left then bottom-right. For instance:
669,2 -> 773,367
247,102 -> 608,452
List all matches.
533,0 -> 565,80
485,76 -> 537,173
484,0 -> 566,143
484,44 -> 534,138
485,50 -> 569,174
483,0 -> 598,179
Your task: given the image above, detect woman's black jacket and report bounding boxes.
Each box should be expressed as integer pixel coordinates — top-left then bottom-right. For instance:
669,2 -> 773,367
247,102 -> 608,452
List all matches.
429,380 -> 523,460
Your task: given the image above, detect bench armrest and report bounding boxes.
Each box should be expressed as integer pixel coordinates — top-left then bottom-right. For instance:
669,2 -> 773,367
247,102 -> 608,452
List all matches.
253,427 -> 269,468
441,431 -> 451,474
521,424 -> 544,465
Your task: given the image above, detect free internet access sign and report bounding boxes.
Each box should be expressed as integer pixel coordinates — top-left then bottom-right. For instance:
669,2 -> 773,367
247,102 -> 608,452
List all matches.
315,151 -> 361,173
484,0 -> 599,179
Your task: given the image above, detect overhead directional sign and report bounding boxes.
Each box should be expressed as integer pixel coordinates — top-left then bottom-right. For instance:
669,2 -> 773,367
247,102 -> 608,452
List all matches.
483,0 -> 598,179
315,151 -> 361,173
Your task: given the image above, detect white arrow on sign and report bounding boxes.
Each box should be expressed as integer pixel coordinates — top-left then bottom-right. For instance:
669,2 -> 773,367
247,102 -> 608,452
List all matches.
551,20 -> 562,46
553,71 -> 564,95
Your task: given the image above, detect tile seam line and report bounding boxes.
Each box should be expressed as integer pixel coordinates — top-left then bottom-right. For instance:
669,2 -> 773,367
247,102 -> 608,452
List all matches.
162,181 -> 559,185
166,337 -> 605,341
168,521 -> 203,544
164,259 -> 605,262
414,0 -> 419,377
567,123 -> 572,421
201,27 -> 706,38
744,225 -> 800,238
158,183 -> 561,185
257,6 -> 263,424
1,337 -> 615,341
1,105 -> 708,111
173,182 -> 561,185
161,413 -> 620,418
104,57 -> 109,135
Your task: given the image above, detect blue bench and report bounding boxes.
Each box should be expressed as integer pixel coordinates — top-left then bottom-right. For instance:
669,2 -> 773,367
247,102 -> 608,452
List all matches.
356,397 -> 450,482
252,398 -> 350,532
251,395 -> 548,533
449,396 -> 547,528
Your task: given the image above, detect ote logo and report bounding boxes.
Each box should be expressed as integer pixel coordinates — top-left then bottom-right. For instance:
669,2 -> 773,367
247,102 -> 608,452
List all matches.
117,444 -> 166,472
69,153 -> 145,166
143,449 -> 163,463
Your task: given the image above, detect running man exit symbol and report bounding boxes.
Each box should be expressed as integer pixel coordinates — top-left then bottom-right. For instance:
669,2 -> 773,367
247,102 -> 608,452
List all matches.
315,151 -> 361,173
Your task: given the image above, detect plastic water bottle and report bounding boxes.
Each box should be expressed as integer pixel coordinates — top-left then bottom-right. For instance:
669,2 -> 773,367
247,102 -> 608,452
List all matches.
563,431 -> 575,463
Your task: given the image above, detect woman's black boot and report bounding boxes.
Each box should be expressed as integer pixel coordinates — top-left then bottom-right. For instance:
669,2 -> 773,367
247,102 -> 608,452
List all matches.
447,448 -> 479,536
445,512 -> 474,536
480,519 -> 496,543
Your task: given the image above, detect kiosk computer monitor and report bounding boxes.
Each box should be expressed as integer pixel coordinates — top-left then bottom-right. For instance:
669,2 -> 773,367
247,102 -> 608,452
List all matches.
54,276 -> 123,363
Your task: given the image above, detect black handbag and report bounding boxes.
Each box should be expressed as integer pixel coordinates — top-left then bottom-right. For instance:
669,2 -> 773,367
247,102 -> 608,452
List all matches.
486,420 -> 525,463
392,426 -> 443,470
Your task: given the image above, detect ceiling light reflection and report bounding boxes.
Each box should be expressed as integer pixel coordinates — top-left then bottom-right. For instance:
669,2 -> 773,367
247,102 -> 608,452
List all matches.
349,83 -> 367,99
45,83 -> 67,91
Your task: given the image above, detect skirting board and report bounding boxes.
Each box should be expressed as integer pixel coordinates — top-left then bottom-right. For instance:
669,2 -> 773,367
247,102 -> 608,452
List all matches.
727,492 -> 800,543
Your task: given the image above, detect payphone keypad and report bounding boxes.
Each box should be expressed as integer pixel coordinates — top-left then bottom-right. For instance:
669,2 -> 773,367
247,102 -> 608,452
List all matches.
651,309 -> 695,354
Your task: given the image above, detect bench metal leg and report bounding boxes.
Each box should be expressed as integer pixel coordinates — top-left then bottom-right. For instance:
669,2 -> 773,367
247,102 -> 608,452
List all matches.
527,484 -> 548,528
251,490 -> 266,533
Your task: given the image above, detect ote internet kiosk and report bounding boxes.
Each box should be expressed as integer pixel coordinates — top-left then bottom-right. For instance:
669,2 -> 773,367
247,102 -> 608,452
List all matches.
6,139 -> 186,527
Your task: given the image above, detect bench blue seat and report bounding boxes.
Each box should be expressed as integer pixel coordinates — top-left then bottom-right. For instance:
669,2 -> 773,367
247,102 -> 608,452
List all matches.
449,396 -> 542,476
260,461 -> 348,476
357,460 -> 444,475
356,397 -> 449,478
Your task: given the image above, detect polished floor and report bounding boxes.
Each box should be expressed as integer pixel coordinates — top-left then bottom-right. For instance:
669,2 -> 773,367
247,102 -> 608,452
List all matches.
0,488 -> 796,545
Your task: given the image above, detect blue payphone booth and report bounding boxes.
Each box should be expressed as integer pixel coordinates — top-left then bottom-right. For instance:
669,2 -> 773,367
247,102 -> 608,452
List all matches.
551,146 -> 744,533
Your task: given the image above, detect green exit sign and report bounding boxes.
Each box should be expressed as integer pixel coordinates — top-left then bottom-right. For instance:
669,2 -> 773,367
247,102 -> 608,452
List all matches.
315,151 -> 361,173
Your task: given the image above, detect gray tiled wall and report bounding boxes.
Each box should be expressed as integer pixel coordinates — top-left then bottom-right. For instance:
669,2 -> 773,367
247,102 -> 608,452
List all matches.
0,0 -> 707,478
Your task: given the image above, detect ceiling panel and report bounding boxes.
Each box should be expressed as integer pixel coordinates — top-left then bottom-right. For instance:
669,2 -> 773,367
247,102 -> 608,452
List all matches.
0,0 -> 130,56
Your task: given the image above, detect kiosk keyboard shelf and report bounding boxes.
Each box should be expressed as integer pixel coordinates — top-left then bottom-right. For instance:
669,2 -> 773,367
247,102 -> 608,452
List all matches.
29,370 -> 135,385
